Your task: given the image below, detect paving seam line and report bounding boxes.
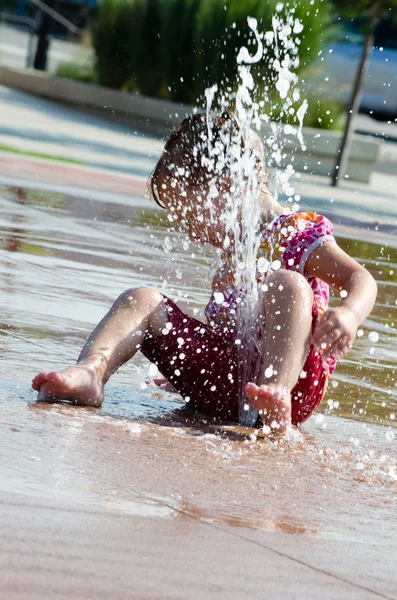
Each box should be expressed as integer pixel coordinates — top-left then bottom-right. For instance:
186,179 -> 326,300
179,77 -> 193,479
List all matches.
3,492 -> 391,599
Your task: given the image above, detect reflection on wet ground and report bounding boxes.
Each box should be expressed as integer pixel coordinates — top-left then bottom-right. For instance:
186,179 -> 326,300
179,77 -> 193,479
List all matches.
0,183 -> 396,543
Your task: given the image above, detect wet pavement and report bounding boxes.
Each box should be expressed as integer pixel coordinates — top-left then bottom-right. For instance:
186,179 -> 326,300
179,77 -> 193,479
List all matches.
0,175 -> 396,599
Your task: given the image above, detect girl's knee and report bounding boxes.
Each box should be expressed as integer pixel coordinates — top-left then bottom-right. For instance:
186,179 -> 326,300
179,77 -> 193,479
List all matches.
266,270 -> 313,305
118,287 -> 164,308
116,288 -> 168,334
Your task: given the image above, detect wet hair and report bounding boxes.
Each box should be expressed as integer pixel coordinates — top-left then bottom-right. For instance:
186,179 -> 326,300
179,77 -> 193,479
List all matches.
149,111 -> 268,209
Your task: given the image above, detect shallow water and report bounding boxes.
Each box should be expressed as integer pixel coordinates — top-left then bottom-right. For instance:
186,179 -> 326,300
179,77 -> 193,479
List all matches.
0,183 -> 396,543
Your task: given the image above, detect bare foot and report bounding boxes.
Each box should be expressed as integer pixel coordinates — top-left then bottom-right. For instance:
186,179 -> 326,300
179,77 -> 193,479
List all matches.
245,382 -> 291,433
32,365 -> 104,407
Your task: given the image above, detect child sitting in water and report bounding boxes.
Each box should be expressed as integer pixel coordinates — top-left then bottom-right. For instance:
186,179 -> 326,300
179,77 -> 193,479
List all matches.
32,112 -> 377,433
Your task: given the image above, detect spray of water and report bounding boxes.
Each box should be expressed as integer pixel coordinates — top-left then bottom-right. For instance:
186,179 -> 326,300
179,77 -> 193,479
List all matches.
198,8 -> 310,425
159,5 -> 312,425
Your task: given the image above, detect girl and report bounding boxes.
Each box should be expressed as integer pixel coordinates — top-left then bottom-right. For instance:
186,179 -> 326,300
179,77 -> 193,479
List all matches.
32,112 -> 377,433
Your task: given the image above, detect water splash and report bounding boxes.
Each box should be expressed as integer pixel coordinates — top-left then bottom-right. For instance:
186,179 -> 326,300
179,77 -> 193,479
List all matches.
201,9 -> 310,425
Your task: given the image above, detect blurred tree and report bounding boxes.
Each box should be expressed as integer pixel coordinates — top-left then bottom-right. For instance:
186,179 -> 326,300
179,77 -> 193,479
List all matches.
331,0 -> 397,187
195,0 -> 331,107
159,0 -> 200,103
91,0 -> 332,104
135,0 -> 163,96
92,0 -> 140,89
92,0 -> 162,94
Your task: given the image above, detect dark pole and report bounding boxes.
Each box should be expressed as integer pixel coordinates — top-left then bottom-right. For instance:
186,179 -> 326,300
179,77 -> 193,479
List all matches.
33,0 -> 54,71
331,3 -> 379,187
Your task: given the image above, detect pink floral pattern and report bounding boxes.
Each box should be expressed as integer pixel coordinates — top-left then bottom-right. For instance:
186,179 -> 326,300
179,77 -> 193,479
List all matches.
206,211 -> 336,322
258,211 -> 335,315
205,211 -> 337,378
201,212 -> 336,424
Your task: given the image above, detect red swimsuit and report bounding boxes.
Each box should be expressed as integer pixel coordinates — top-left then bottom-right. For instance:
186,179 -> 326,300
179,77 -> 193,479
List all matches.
141,212 -> 336,425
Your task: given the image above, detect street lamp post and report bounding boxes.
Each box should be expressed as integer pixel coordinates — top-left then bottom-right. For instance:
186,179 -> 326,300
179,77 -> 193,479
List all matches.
33,0 -> 54,70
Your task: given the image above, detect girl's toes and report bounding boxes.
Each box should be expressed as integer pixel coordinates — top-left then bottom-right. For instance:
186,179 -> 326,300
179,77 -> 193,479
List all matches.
46,372 -> 67,389
32,372 -> 48,391
47,371 -> 61,382
245,382 -> 259,399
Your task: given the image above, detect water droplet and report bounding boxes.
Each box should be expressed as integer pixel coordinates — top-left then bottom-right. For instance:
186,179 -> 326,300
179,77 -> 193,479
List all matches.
148,364 -> 158,376
214,292 -> 225,304
271,260 -> 281,271
264,365 -> 274,378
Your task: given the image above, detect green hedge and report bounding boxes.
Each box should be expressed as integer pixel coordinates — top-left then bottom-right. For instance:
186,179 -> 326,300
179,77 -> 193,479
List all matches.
55,61 -> 97,84
91,0 -> 332,105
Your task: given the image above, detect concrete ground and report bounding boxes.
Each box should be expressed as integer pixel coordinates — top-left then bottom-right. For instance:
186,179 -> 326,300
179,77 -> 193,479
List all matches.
1,491 -> 395,600
0,84 -> 396,600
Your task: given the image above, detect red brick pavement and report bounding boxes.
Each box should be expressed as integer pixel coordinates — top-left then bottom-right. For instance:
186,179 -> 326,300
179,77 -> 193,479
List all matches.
0,153 -> 148,198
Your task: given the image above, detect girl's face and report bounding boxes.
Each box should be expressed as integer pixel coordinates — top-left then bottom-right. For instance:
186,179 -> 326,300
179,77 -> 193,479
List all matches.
161,170 -> 278,249
156,124 -> 281,247
162,176 -> 230,248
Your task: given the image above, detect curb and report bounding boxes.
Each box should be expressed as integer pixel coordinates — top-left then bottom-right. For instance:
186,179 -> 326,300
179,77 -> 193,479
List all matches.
0,66 -> 189,136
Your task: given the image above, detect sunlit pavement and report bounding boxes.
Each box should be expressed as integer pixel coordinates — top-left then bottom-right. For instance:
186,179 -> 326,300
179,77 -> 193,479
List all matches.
0,83 -> 397,599
1,490 -> 395,600
0,84 -> 162,177
1,83 -> 396,241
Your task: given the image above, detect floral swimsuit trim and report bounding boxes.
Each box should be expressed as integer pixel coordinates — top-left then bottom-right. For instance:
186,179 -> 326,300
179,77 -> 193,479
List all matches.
205,210 -> 337,374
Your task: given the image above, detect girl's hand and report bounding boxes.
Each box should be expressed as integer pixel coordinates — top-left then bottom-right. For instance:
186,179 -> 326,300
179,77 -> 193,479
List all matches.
311,306 -> 358,361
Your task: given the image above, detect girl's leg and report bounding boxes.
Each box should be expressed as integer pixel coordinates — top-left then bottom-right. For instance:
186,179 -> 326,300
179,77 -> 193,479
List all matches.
32,288 -> 169,406
245,270 -> 313,432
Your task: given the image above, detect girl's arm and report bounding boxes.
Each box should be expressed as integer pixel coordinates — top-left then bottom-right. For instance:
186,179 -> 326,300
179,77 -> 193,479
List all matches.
304,241 -> 378,361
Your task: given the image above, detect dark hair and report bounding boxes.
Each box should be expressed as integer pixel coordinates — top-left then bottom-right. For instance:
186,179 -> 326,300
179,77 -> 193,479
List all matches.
149,111 -> 267,209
